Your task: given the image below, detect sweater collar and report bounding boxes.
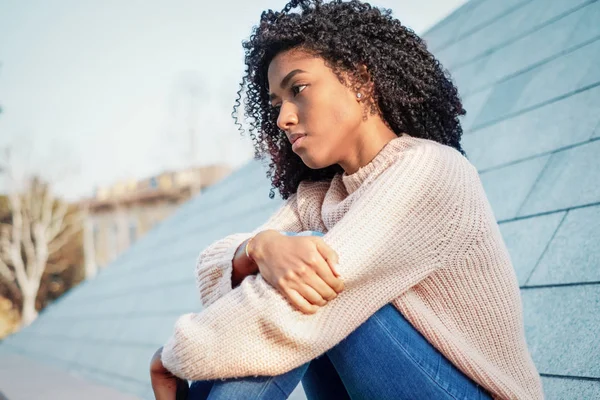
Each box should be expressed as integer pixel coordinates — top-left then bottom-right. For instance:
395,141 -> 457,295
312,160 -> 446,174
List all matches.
340,134 -> 410,195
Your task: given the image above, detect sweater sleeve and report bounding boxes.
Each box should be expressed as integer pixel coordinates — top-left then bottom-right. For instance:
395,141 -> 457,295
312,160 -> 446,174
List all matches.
162,144 -> 477,380
195,191 -> 304,308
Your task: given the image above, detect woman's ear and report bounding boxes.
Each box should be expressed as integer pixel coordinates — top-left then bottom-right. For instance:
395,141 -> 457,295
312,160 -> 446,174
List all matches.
354,64 -> 377,119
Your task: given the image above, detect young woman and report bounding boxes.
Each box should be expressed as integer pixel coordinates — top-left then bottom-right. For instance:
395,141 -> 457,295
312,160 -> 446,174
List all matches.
150,1 -> 544,399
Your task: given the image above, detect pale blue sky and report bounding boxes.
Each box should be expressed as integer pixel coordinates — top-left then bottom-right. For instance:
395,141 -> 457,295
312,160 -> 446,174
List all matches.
0,0 -> 466,199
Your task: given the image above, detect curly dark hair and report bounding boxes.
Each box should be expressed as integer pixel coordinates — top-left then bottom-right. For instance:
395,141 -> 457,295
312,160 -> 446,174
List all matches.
232,0 -> 466,200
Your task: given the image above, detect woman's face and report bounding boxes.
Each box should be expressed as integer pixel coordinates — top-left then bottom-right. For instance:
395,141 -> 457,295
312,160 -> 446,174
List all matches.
267,48 -> 364,169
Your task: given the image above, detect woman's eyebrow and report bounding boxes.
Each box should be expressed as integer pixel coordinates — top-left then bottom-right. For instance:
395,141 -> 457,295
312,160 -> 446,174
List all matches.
280,69 -> 307,88
269,69 -> 308,101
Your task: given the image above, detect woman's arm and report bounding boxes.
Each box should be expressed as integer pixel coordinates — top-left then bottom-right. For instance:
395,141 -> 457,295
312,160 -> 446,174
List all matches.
195,192 -> 304,308
230,231 -> 282,288
231,237 -> 257,288
162,144 -> 479,381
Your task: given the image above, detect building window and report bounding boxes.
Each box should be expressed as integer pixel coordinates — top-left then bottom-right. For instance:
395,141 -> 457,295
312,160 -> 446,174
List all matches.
150,177 -> 158,189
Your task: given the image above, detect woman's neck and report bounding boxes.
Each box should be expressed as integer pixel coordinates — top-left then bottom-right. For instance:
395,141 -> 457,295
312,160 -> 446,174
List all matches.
337,119 -> 399,175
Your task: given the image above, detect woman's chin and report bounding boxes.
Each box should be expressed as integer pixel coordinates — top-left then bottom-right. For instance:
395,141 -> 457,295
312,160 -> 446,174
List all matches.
301,156 -> 331,170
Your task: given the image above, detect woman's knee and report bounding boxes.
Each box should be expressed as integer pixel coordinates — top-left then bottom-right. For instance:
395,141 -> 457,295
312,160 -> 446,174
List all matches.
323,303 -> 430,378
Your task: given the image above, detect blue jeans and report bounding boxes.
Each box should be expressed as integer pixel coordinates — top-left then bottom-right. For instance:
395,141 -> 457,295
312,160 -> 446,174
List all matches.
187,231 -> 491,399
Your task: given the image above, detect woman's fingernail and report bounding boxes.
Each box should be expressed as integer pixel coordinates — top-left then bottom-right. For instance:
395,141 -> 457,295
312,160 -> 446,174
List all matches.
333,263 -> 341,276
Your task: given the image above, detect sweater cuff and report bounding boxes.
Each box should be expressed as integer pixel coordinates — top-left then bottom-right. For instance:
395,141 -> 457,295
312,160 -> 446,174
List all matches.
160,314 -> 206,379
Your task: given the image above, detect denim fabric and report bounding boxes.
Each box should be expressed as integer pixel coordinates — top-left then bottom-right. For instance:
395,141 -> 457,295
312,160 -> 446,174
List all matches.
187,231 -> 491,400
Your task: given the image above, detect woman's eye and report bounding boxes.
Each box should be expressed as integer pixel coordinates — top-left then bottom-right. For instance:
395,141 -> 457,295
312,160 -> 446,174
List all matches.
292,84 -> 307,96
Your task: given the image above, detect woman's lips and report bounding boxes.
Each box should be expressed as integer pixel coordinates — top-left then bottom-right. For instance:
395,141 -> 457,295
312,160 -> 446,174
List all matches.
292,135 -> 307,151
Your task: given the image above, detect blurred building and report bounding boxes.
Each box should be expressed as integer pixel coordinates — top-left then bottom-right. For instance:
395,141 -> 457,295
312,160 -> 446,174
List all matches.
80,165 -> 232,270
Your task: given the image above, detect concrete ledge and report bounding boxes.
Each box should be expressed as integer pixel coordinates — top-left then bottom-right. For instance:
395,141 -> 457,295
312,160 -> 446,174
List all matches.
0,353 -> 140,400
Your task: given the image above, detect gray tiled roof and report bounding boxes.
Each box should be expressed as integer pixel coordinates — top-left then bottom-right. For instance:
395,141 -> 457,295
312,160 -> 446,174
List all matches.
1,0 -> 599,399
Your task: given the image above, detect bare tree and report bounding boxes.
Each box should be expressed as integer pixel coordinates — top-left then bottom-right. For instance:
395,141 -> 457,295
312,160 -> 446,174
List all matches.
0,149 -> 82,327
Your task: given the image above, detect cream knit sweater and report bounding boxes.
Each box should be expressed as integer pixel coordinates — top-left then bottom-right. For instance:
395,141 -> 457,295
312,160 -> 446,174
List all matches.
161,135 -> 544,400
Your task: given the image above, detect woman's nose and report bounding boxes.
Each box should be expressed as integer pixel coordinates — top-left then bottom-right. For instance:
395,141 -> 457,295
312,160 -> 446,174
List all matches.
276,102 -> 299,132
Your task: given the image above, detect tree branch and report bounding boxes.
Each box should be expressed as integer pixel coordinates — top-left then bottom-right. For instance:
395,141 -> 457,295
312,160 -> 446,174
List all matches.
5,193 -> 28,289
45,259 -> 71,275
41,181 -> 55,228
0,257 -> 15,282
48,220 -> 81,255
0,225 -> 12,263
21,201 -> 38,277
46,201 -> 70,243
32,223 -> 49,282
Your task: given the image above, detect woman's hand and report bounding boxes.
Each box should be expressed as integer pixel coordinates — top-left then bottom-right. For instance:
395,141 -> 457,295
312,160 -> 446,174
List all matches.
250,230 -> 344,314
150,346 -> 189,400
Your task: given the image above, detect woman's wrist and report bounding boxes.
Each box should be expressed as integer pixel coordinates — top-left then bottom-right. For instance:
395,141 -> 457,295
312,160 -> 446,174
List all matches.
232,241 -> 255,288
247,229 -> 281,265
231,230 -> 282,287
232,232 -> 269,287
245,235 -> 257,263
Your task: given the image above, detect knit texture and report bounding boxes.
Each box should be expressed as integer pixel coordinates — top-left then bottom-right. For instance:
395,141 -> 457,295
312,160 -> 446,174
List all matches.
161,135 -> 544,400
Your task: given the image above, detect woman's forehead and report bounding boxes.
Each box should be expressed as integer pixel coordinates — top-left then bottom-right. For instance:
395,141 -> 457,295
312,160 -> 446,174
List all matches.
269,50 -> 322,74
268,52 -> 325,84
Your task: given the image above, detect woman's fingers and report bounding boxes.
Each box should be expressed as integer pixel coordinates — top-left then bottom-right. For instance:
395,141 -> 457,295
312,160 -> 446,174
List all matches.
284,287 -> 319,314
303,267 -> 340,301
291,278 -> 333,306
314,239 -> 342,277
267,235 -> 344,314
313,241 -> 345,293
